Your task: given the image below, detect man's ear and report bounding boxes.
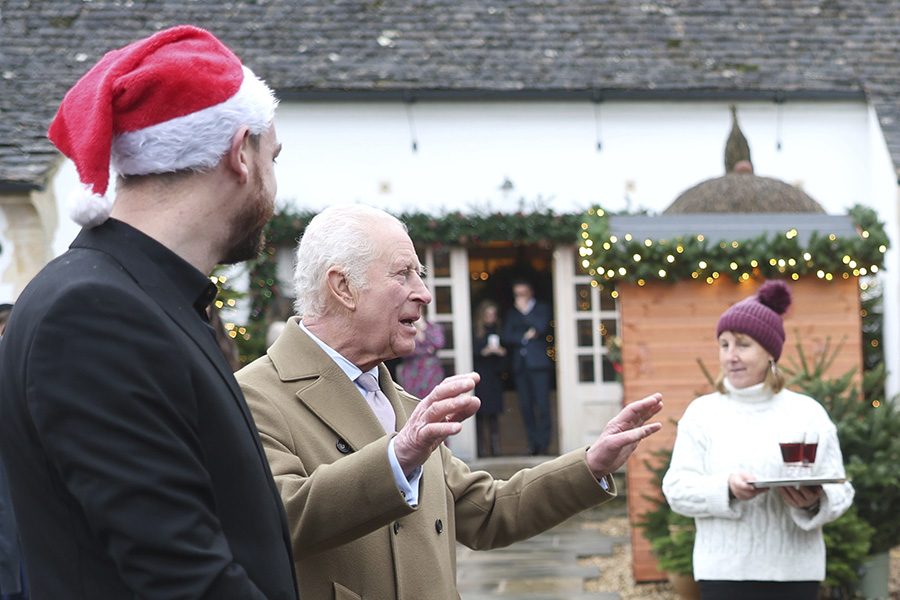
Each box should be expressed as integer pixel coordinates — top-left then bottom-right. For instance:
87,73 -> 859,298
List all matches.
226,125 -> 253,184
325,266 -> 357,311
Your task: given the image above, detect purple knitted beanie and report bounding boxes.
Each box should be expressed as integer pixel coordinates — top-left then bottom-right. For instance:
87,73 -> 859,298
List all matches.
716,280 -> 792,361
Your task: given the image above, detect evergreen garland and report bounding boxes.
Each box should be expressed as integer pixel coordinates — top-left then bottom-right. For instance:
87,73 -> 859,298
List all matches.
578,204 -> 889,285
230,206 -> 585,362
224,203 -> 889,363
398,209 -> 584,247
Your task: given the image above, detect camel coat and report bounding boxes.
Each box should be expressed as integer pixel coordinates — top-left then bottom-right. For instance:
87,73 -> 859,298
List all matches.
238,317 -> 615,600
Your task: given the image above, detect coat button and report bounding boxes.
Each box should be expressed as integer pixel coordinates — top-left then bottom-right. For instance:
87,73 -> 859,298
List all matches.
393,522 -> 400,534
435,519 -> 443,534
335,439 -> 352,454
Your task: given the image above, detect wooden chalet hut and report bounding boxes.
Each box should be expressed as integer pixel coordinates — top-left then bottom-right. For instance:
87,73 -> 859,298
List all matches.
579,112 -> 881,582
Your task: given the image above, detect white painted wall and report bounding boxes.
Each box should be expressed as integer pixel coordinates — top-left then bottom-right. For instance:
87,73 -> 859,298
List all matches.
272,101 -> 877,217
45,100 -> 900,397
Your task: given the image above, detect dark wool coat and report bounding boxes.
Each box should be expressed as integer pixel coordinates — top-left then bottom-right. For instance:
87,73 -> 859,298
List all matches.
0,220 -> 297,600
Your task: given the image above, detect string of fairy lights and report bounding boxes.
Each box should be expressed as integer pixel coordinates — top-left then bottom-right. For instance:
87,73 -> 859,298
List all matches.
577,204 -> 888,287
213,203 -> 888,363
213,206 -> 586,361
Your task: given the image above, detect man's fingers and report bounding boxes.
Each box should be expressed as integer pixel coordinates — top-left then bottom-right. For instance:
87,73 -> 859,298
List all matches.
599,422 -> 661,455
396,393 -> 477,474
423,373 -> 480,404
428,393 -> 480,425
641,422 -> 662,437
629,393 -> 664,418
614,393 -> 663,424
605,393 -> 663,435
620,422 -> 662,444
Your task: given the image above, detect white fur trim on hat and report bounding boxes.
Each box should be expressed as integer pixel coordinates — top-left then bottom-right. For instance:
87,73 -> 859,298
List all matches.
111,67 -> 278,177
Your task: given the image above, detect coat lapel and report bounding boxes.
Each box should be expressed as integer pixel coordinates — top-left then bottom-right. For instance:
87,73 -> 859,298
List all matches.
268,318 -> 413,450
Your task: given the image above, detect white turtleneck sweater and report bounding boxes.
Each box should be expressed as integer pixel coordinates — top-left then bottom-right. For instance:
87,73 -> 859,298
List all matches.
661,380 -> 854,582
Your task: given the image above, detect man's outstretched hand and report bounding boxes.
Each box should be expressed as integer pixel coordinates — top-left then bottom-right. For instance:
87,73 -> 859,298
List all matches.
585,393 -> 663,479
393,373 -> 481,477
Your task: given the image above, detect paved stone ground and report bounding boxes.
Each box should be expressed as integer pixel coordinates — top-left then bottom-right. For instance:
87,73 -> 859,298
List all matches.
457,458 -> 629,600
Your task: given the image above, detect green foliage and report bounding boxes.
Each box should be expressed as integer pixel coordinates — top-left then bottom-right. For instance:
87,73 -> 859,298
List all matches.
791,332 -> 900,554
821,506 -> 874,594
785,335 -> 900,556
860,280 -> 884,371
398,209 -> 584,247
579,204 -> 888,285
651,512 -> 696,575
225,203 -> 889,367
635,447 -> 674,543
634,441 -> 695,576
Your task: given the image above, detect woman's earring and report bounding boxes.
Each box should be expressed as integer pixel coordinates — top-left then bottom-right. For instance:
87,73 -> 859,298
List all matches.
770,360 -> 777,375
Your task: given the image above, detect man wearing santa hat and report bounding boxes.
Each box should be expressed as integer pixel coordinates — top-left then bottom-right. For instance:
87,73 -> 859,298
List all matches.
0,26 -> 296,599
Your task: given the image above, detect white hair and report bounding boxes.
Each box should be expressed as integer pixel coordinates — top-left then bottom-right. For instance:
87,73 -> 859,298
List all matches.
293,204 -> 408,318
110,66 -> 278,176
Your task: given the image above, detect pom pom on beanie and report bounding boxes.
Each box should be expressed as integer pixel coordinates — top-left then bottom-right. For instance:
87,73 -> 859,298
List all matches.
716,280 -> 792,361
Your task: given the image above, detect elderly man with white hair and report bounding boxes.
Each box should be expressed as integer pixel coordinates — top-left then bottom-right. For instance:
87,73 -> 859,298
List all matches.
238,202 -> 664,599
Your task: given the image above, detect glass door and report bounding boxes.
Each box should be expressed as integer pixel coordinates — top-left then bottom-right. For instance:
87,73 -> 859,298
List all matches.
553,245 -> 623,453
419,244 -> 477,460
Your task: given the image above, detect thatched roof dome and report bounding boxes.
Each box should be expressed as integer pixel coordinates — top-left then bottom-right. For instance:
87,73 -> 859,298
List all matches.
665,172 -> 826,214
664,107 -> 826,215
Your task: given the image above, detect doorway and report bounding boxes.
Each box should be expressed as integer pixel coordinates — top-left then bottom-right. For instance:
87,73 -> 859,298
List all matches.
468,243 -> 558,457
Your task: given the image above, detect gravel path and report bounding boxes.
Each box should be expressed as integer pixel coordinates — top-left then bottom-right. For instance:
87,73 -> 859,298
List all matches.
580,517 -> 678,600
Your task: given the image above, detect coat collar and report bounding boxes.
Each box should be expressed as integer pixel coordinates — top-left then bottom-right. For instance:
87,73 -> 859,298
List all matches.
268,317 -> 414,449
71,221 -> 256,442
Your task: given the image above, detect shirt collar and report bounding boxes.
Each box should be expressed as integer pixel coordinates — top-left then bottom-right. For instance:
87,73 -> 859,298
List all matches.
104,219 -> 218,321
297,320 -> 377,390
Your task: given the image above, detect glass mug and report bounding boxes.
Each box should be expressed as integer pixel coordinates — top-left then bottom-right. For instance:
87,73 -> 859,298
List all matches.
802,432 -> 819,471
778,431 -> 805,478
779,431 -> 818,477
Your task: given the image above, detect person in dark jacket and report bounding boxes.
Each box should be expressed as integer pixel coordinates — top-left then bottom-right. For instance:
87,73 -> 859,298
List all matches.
0,26 -> 296,600
0,304 -> 26,600
503,280 -> 554,455
473,299 -> 507,456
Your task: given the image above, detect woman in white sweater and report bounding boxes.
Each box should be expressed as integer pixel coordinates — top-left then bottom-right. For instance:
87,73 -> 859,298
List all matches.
662,280 -> 854,600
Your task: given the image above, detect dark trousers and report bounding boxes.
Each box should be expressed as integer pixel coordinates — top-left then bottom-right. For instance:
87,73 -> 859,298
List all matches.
513,367 -> 551,453
699,580 -> 818,600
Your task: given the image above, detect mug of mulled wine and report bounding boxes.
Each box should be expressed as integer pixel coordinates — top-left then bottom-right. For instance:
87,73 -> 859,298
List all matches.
802,432 -> 818,471
778,431 -> 805,477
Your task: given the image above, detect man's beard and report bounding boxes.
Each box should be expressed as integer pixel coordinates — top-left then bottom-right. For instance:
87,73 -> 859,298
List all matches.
221,169 -> 273,265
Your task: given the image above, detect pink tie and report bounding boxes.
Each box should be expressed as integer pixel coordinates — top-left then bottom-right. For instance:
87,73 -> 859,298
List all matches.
356,372 -> 396,433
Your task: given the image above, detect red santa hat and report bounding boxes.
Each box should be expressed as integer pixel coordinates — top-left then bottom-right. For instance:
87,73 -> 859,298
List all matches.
48,25 -> 277,228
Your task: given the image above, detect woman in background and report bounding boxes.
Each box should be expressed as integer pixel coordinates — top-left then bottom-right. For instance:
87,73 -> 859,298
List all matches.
662,280 -> 853,600
396,318 -> 445,399
472,300 -> 507,456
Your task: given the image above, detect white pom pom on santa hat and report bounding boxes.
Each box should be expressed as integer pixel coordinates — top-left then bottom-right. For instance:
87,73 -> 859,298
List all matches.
48,25 -> 246,228
67,184 -> 115,229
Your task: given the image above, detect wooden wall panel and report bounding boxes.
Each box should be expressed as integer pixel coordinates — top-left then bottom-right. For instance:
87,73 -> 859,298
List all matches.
621,276 -> 862,582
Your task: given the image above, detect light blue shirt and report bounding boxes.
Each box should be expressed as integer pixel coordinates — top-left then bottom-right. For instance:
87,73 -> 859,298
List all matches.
298,321 -> 423,506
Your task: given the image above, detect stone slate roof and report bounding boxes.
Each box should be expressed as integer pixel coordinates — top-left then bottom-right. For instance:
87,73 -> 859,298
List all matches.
4,0 -> 900,190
